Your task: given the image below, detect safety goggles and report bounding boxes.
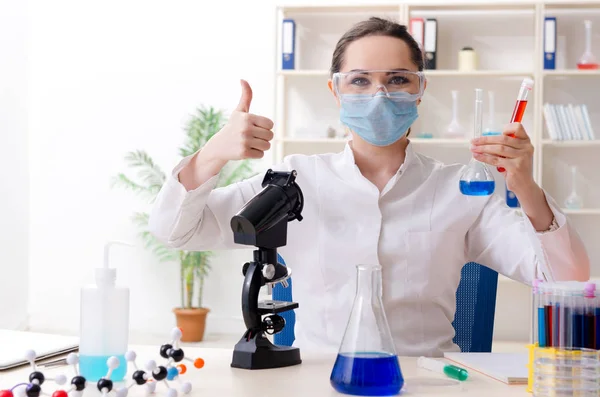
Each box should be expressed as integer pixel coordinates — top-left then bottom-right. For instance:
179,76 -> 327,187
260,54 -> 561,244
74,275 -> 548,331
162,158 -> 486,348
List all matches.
332,69 -> 425,103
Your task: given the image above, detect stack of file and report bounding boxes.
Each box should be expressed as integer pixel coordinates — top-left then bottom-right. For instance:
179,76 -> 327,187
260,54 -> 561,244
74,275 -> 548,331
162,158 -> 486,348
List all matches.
543,103 -> 596,141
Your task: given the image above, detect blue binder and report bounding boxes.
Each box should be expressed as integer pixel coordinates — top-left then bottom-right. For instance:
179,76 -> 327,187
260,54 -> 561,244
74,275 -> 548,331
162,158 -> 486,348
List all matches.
544,17 -> 556,70
282,19 -> 295,70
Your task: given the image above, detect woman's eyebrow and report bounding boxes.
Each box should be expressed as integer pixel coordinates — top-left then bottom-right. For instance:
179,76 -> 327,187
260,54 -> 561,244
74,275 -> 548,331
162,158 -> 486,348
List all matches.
348,68 -> 411,73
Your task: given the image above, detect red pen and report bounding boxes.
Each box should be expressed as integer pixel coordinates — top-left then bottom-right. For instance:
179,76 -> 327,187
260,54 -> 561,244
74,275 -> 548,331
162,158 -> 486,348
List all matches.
497,78 -> 534,173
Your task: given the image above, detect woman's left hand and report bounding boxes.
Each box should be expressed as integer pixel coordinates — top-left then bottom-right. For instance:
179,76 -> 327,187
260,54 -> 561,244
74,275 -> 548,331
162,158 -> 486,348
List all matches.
470,123 -> 535,193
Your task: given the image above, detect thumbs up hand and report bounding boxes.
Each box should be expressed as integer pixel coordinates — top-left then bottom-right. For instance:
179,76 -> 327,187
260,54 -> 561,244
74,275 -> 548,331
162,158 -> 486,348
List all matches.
204,80 -> 274,162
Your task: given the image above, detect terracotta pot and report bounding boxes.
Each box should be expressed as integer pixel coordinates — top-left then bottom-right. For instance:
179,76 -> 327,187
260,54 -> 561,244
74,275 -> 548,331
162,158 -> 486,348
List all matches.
173,307 -> 210,342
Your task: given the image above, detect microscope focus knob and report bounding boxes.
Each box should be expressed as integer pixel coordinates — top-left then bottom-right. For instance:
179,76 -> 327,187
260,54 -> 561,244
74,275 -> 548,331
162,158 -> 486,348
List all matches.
262,264 -> 275,280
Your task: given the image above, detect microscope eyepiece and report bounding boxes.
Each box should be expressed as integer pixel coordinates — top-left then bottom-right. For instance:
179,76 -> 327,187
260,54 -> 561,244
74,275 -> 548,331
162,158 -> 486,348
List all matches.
230,169 -> 303,248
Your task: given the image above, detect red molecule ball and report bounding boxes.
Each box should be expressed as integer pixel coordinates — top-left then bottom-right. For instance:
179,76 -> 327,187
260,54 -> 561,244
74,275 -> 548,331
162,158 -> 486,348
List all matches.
0,390 -> 14,397
52,391 -> 68,397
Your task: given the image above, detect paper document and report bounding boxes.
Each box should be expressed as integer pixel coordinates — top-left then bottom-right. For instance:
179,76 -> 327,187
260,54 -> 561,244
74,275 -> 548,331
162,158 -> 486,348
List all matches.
0,329 -> 79,371
443,352 -> 528,385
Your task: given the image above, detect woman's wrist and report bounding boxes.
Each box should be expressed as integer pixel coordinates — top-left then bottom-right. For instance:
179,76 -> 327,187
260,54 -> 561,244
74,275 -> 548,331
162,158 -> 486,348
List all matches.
513,180 -> 554,231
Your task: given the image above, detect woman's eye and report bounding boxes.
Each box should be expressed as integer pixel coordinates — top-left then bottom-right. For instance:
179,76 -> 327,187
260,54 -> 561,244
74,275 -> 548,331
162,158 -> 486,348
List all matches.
350,77 -> 369,86
389,76 -> 408,85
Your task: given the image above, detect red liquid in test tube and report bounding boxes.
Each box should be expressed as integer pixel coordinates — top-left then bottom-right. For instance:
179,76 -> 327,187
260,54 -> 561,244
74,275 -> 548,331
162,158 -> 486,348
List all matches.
497,78 -> 534,173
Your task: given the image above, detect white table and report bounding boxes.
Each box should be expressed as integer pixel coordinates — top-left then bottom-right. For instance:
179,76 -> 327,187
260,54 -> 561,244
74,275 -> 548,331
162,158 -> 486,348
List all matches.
0,345 -> 530,397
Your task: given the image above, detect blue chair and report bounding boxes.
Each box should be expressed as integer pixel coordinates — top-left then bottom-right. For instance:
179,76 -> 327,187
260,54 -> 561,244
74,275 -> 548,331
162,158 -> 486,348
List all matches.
451,262 -> 499,352
272,258 -> 499,353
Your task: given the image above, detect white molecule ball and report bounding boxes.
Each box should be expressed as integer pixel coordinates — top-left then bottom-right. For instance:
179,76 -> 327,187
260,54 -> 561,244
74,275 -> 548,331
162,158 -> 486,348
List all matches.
107,356 -> 120,370
166,388 -> 177,397
145,359 -> 157,371
54,374 -> 67,385
116,387 -> 128,397
170,327 -> 182,341
24,349 -> 36,362
145,382 -> 156,395
13,384 -> 27,397
66,353 -> 79,365
125,350 -> 137,362
180,382 -> 192,395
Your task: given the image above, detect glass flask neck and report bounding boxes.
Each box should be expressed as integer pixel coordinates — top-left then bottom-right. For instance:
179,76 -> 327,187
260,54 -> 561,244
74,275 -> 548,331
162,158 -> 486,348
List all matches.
355,264 -> 382,300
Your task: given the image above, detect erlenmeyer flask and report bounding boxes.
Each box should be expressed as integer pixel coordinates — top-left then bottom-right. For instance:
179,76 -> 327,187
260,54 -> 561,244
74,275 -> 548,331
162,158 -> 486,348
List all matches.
564,165 -> 583,209
330,264 -> 403,396
459,88 -> 495,196
444,90 -> 465,138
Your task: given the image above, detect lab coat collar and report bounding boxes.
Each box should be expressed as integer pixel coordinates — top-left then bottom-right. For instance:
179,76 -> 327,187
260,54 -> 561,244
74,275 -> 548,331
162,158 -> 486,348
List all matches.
337,139 -> 417,188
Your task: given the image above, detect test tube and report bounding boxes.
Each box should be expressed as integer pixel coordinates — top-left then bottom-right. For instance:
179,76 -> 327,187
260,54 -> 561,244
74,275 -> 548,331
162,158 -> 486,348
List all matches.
532,279 -> 542,345
538,283 -> 547,347
583,282 -> 596,349
596,281 -> 600,350
572,284 -> 585,349
497,78 -> 534,172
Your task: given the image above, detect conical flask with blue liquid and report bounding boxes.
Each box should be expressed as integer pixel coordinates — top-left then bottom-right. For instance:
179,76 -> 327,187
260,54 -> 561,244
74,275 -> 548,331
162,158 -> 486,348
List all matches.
459,88 -> 495,196
330,264 -> 403,396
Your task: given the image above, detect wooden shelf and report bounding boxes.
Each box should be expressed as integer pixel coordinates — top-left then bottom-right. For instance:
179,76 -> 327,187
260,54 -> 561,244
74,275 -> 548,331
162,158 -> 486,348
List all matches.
278,137 -> 471,146
277,70 -> 533,77
543,69 -> 600,77
424,70 -> 533,77
542,140 -> 600,146
562,208 -> 600,215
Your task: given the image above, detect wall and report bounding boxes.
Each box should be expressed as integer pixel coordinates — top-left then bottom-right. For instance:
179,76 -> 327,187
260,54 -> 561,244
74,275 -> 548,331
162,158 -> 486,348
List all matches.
0,0 -> 29,330
18,0 -> 543,344
26,0 -> 278,338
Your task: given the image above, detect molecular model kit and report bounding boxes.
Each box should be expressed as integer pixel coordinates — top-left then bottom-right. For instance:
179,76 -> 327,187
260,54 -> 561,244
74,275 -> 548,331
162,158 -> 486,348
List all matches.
1,328 -> 205,397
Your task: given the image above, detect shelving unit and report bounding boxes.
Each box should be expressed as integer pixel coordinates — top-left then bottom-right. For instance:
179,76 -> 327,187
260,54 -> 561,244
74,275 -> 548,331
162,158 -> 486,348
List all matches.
274,1 -> 600,282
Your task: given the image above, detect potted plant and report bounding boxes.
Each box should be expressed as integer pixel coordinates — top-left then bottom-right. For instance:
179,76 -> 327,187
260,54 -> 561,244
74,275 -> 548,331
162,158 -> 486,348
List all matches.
112,105 -> 255,342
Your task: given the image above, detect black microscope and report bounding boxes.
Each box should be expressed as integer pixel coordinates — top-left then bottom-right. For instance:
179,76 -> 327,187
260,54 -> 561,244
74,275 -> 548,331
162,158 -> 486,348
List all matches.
229,169 -> 304,370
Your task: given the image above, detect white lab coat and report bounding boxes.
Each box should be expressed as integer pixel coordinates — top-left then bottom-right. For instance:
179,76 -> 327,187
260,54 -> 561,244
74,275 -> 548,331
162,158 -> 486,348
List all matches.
148,141 -> 589,357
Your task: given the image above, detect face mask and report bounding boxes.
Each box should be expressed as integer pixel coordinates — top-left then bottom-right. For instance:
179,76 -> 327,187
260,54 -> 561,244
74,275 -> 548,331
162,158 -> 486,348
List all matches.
339,92 -> 419,147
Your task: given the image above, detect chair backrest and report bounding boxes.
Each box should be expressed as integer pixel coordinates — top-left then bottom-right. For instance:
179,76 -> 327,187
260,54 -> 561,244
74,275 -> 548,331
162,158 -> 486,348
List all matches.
273,258 -> 499,352
451,262 -> 499,352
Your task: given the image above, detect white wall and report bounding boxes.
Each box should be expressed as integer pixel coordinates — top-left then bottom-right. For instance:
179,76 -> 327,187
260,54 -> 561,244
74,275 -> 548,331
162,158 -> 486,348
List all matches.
0,0 -> 29,330
26,0 -> 279,338
5,0 -> 547,344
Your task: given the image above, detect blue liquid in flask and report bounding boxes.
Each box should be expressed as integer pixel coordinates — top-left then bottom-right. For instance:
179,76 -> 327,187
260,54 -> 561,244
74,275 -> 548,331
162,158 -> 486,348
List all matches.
459,180 -> 495,196
330,352 -> 403,396
79,354 -> 127,382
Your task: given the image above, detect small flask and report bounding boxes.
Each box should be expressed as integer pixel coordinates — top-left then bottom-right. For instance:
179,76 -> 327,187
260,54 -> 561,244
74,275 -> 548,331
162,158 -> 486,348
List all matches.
79,241 -> 132,381
577,20 -> 599,70
459,88 -> 495,196
564,165 -> 583,209
444,90 -> 465,139
330,264 -> 403,396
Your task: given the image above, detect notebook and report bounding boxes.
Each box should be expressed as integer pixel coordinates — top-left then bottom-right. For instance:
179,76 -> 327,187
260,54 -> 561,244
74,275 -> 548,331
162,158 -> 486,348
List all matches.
0,329 -> 79,371
443,352 -> 529,385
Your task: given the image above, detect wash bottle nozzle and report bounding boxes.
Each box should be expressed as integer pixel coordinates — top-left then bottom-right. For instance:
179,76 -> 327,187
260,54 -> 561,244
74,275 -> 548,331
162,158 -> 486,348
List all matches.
418,356 -> 469,381
95,241 -> 134,287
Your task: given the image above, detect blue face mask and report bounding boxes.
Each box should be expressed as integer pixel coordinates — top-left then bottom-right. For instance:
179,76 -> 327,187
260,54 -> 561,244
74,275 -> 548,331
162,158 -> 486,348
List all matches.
339,92 -> 419,147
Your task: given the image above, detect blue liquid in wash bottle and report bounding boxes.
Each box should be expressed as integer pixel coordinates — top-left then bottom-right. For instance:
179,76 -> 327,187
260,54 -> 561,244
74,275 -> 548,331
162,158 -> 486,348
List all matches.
79,242 -> 131,381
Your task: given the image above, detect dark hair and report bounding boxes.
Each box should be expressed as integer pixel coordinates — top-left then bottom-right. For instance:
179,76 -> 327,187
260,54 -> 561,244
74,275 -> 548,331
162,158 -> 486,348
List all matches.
330,17 -> 424,75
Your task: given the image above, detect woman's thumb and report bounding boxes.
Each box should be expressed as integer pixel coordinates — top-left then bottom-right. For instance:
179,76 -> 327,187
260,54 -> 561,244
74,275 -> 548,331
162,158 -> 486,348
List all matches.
235,79 -> 253,113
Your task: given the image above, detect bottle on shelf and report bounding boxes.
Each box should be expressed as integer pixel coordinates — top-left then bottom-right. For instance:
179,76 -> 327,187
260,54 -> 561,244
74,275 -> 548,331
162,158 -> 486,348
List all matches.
577,20 -> 599,70
444,90 -> 466,139
564,165 -> 583,210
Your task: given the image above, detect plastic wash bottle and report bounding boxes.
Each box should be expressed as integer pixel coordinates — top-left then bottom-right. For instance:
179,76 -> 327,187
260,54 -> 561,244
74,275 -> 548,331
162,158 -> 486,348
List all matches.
79,241 -> 132,381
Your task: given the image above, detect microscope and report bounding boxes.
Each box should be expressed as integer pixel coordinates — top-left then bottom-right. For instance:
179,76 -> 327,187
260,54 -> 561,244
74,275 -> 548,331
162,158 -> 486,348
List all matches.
229,169 -> 304,370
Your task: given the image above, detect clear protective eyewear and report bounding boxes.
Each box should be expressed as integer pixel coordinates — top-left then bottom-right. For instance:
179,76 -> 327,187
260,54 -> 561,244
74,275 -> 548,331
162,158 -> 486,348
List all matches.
332,69 -> 425,102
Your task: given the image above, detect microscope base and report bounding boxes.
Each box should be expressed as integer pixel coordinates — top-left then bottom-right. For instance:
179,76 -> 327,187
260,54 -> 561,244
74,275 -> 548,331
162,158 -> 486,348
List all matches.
230,330 -> 301,370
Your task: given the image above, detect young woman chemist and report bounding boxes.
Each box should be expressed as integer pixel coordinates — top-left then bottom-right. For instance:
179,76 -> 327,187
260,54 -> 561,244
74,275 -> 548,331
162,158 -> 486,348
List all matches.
149,18 -> 589,357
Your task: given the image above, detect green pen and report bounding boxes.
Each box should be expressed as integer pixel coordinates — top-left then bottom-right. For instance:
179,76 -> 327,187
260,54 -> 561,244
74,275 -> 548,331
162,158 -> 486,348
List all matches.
417,356 -> 469,381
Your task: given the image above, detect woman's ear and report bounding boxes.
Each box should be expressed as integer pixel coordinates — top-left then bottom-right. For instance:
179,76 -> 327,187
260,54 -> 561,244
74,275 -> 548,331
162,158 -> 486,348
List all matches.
328,79 -> 340,106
